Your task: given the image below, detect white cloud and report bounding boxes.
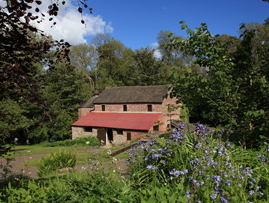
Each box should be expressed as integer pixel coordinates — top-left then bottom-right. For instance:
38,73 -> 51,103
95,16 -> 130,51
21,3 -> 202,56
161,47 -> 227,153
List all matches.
151,42 -> 159,48
153,49 -> 162,59
28,0 -> 113,45
151,42 -> 162,59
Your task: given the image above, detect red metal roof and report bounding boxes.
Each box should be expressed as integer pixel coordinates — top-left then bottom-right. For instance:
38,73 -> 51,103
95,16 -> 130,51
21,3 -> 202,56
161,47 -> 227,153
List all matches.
72,112 -> 162,130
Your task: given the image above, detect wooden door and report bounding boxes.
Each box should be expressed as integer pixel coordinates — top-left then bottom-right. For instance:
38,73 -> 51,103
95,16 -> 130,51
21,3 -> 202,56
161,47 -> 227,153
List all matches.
97,128 -> 106,145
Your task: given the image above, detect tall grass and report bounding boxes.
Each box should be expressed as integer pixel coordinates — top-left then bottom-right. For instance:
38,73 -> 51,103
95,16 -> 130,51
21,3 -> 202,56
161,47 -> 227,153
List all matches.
37,150 -> 77,177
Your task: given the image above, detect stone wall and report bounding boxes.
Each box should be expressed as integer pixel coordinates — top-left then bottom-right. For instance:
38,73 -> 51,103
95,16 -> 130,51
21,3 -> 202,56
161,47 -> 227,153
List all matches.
94,103 -> 163,112
78,107 -> 93,119
112,129 -> 148,145
72,127 -> 84,140
161,93 -> 182,131
72,127 -> 98,140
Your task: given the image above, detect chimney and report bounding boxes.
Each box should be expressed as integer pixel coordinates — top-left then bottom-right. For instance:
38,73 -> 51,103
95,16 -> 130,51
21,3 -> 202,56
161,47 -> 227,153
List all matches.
94,89 -> 99,96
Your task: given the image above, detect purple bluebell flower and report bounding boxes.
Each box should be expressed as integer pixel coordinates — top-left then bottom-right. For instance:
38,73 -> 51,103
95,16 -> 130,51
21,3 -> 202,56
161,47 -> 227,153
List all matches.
179,123 -> 185,129
186,191 -> 190,199
210,193 -> 217,199
249,191 -> 255,196
147,165 -> 153,169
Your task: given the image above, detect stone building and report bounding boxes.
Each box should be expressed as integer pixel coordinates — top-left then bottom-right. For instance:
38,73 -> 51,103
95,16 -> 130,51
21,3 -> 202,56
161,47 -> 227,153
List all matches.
71,85 -> 181,145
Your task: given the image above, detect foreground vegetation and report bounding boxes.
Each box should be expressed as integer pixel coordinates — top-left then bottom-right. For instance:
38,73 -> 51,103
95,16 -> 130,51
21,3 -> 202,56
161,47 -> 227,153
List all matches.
0,124 -> 268,202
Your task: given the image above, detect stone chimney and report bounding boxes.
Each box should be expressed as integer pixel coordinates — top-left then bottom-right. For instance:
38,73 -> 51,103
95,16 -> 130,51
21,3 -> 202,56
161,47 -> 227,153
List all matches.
94,89 -> 99,96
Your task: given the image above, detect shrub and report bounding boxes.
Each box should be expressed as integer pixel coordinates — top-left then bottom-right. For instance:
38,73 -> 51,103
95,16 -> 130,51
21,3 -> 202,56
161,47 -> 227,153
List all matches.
74,135 -> 99,146
37,150 -> 76,177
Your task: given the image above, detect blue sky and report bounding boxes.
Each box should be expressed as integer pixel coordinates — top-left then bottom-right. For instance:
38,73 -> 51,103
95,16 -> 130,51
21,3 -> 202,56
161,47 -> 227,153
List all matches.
10,0 -> 267,50
86,0 -> 269,50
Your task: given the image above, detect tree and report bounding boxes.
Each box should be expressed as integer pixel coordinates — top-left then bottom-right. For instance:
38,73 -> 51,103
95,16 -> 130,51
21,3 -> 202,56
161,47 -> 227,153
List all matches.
132,47 -> 165,86
39,60 -> 91,141
70,43 -> 98,91
0,99 -> 32,143
167,21 -> 269,149
0,0 -> 92,144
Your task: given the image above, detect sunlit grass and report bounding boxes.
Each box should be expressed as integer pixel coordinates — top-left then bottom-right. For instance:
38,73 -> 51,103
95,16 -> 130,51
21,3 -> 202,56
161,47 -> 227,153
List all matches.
20,145 -> 128,166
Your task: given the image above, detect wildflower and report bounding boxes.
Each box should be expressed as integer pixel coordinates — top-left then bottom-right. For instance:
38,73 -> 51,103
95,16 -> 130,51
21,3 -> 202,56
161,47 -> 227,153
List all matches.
14,138 -> 18,142
179,123 -> 185,129
27,150 -> 30,153
29,157 -> 32,159
147,165 -> 153,169
85,141 -> 90,145
249,191 -> 255,196
186,191 -> 190,199
210,193 -> 217,199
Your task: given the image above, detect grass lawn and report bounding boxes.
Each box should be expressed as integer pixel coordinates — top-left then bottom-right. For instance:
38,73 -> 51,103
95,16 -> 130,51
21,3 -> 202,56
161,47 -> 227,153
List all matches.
4,144 -> 130,167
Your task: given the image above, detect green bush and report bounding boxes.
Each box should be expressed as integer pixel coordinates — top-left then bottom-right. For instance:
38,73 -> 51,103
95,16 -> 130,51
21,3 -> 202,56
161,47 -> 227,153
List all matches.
37,150 -> 76,177
74,135 -> 99,146
39,136 -> 99,147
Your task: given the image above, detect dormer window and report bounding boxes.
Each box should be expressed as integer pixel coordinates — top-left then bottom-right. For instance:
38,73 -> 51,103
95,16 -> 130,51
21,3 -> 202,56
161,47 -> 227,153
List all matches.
148,104 -> 152,112
123,105 -> 127,111
102,105 -> 105,111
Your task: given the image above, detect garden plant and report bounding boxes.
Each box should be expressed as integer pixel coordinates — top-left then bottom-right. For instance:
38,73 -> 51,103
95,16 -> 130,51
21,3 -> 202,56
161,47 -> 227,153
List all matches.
126,123 -> 269,202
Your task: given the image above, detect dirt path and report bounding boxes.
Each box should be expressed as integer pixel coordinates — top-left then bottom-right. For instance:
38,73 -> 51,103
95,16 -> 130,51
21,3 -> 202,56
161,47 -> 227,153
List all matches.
0,149 -> 129,181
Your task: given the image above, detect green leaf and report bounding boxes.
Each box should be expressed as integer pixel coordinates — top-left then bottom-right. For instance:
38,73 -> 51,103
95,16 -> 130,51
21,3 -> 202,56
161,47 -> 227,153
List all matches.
167,31 -> 173,37
174,73 -> 179,79
181,24 -> 187,30
187,28 -> 191,34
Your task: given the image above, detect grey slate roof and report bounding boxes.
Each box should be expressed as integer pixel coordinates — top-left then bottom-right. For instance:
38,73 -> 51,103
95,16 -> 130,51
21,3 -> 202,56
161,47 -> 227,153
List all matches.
79,95 -> 99,108
94,85 -> 169,104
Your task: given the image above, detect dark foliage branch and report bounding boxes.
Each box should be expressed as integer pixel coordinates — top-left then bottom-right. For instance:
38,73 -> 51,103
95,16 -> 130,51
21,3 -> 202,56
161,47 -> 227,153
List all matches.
0,0 -> 92,103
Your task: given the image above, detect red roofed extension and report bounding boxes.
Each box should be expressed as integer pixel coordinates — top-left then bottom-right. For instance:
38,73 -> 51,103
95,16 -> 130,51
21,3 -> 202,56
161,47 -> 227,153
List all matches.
72,112 -> 162,131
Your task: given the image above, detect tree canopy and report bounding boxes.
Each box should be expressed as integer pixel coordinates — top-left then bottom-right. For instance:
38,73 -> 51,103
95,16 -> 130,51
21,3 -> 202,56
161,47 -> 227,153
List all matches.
167,21 -> 269,149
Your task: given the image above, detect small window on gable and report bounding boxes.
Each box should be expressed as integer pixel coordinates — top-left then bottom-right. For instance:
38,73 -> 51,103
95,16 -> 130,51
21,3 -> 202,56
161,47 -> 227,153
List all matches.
102,105 -> 105,111
148,104 -> 152,112
127,132 -> 131,141
84,127 -> 92,132
153,125 -> 159,131
117,129 -> 123,135
123,105 -> 127,111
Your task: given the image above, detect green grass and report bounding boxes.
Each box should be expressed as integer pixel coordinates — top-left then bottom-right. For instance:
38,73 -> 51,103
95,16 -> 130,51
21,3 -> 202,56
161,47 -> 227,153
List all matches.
18,145 -> 129,167
1,145 -> 98,159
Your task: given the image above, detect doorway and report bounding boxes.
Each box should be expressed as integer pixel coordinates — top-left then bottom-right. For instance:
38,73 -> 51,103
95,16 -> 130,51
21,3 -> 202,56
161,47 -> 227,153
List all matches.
97,128 -> 106,145
107,128 -> 113,143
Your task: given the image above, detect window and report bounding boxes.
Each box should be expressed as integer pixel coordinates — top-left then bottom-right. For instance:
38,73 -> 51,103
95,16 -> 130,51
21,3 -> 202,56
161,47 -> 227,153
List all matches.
153,125 -> 159,131
123,105 -> 127,111
84,127 -> 92,132
127,132 -> 131,141
148,104 -> 152,112
102,105 -> 105,111
117,129 -> 123,135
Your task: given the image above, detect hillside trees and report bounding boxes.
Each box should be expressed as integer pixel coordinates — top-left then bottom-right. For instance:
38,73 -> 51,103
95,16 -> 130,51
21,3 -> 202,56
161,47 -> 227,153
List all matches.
167,21 -> 269,149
